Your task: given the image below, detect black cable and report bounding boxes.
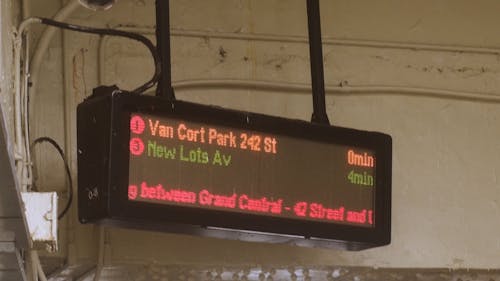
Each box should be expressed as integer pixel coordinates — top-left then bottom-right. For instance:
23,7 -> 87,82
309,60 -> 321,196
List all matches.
31,137 -> 73,220
39,17 -> 160,94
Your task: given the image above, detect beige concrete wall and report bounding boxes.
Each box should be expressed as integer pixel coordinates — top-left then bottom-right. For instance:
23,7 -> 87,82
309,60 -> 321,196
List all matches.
26,0 -> 500,270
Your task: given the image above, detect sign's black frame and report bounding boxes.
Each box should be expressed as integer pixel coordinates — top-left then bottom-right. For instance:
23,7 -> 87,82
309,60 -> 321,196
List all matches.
78,91 -> 392,250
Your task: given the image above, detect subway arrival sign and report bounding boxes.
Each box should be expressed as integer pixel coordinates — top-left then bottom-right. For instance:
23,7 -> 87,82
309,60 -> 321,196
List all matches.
77,90 -> 392,250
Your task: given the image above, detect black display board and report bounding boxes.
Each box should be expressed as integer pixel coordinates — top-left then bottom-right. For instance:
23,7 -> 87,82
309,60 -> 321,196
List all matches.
77,90 -> 392,250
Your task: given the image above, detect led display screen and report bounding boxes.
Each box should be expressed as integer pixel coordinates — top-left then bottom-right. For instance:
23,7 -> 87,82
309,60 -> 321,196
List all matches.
128,114 -> 376,227
77,92 -> 391,250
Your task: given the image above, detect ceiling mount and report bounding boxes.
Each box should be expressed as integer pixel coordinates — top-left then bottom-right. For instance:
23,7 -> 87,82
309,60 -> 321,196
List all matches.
78,0 -> 115,10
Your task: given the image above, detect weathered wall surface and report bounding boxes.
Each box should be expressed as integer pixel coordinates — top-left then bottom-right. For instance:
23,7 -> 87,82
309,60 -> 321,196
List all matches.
28,0 -> 500,270
0,0 -> 20,137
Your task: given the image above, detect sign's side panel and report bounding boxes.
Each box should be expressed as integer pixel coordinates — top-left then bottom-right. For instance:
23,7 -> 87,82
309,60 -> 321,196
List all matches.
383,136 -> 392,244
77,96 -> 113,223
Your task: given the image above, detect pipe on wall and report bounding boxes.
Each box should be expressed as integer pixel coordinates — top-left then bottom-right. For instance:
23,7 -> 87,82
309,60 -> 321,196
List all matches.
171,79 -> 500,104
106,26 -> 500,56
14,17 -> 41,192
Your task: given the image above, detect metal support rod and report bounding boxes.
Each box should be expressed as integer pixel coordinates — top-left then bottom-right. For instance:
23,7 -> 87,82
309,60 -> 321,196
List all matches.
155,0 -> 175,99
306,0 -> 330,125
